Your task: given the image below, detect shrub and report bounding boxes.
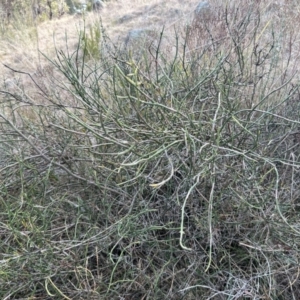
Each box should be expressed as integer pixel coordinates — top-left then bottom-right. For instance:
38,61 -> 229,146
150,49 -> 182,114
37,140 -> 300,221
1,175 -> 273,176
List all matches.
1,1 -> 300,299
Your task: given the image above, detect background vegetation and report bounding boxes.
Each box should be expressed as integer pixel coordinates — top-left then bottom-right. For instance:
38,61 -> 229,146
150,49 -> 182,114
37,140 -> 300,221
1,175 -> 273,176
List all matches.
1,0 -> 300,299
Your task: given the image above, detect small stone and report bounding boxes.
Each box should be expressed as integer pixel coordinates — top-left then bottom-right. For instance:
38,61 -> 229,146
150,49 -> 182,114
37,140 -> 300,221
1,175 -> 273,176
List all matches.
194,1 -> 211,18
93,0 -> 105,11
125,29 -> 151,46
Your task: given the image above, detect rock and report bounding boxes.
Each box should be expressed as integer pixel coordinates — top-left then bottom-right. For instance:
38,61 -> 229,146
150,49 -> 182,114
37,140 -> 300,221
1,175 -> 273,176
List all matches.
93,0 -> 105,11
194,1 -> 211,20
122,28 -> 158,75
118,13 -> 136,24
3,78 -> 17,91
124,28 -> 154,47
67,0 -> 88,15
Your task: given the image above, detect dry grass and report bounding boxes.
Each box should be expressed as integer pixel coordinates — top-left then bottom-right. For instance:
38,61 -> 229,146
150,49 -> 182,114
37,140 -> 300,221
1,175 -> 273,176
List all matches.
0,0 -> 201,75
0,0 -> 206,110
1,0 -> 299,91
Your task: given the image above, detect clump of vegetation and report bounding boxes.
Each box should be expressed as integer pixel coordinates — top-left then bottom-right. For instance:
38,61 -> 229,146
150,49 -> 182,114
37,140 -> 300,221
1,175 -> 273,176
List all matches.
1,1 -> 300,299
80,22 -> 102,60
1,0 -> 68,26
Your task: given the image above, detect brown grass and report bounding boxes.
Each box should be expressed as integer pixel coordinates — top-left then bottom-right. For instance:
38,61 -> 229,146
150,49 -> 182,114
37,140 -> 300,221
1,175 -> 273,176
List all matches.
1,0 -> 299,81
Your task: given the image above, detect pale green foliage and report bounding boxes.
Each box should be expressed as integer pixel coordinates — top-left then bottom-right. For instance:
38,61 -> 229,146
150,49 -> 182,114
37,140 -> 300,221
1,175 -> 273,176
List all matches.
81,23 -> 102,60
